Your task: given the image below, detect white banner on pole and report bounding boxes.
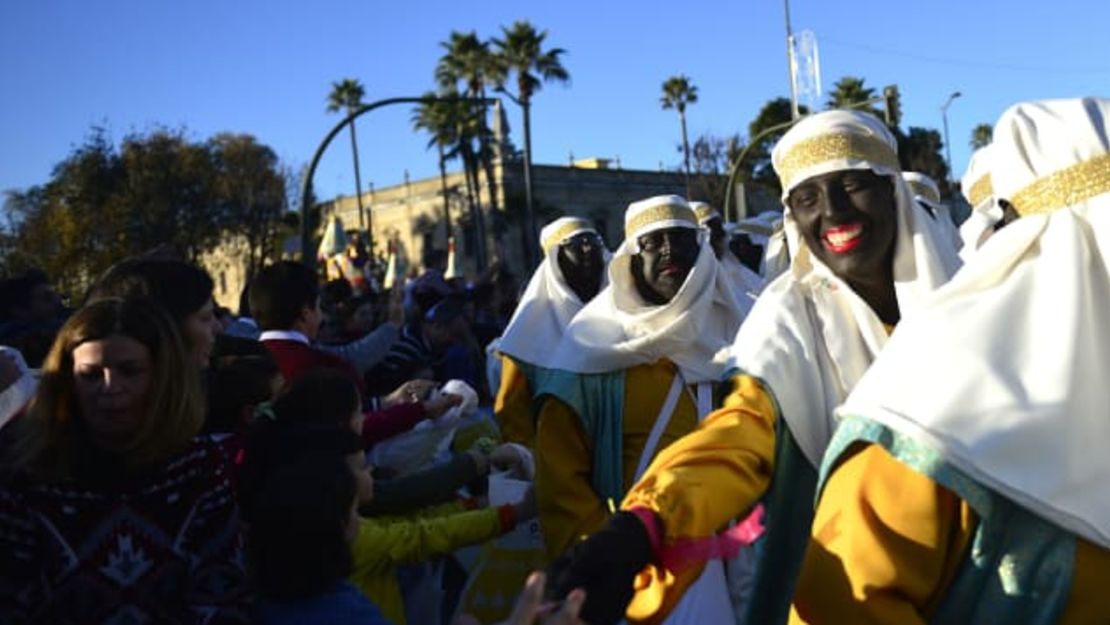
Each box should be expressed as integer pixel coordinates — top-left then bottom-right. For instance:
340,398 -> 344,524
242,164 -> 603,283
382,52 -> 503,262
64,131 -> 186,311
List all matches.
792,30 -> 822,114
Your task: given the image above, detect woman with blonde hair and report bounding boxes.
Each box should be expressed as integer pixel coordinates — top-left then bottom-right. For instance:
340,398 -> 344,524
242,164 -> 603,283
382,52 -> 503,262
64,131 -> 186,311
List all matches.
0,297 -> 248,623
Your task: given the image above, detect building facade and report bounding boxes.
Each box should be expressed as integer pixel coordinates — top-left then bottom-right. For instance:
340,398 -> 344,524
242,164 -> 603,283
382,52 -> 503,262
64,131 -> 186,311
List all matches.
321,157 -> 729,280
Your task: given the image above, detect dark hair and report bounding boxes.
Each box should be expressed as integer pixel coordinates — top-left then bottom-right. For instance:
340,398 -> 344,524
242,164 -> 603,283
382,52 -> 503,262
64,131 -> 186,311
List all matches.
272,369 -> 361,429
424,296 -> 465,326
0,270 -> 50,320
239,421 -> 363,516
86,258 -> 214,326
248,452 -> 356,600
210,332 -> 272,363
422,248 -> 448,269
249,261 -> 319,331
321,279 -> 354,314
205,354 -> 280,434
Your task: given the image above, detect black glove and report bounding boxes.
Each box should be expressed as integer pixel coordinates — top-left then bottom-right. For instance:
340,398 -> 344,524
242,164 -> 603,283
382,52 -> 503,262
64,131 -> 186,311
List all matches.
544,511 -> 654,625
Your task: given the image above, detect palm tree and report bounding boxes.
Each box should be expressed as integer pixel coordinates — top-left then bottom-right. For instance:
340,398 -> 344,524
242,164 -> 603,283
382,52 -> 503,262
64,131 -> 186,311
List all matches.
492,20 -> 569,267
326,78 -> 369,242
436,31 -> 502,270
412,92 -> 470,238
970,123 -> 993,149
661,75 -> 698,197
826,76 -> 879,117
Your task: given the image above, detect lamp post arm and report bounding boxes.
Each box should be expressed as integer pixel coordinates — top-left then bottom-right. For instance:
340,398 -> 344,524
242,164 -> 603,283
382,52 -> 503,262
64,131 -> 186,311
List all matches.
300,95 -> 499,272
724,118 -> 799,222
494,85 -> 523,107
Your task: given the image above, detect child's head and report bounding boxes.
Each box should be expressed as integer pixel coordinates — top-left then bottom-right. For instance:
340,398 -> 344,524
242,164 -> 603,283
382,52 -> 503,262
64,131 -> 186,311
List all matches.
272,369 -> 363,434
205,354 -> 281,435
248,452 -> 359,600
241,370 -> 372,514
249,261 -> 321,338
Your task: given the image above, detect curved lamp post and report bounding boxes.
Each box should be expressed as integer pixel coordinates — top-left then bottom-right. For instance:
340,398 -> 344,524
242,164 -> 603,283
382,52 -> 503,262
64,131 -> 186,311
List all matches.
300,96 -> 498,272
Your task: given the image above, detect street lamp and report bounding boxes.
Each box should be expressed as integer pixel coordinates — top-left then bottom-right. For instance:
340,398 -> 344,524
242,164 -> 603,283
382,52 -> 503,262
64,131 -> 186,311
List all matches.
941,91 -> 962,186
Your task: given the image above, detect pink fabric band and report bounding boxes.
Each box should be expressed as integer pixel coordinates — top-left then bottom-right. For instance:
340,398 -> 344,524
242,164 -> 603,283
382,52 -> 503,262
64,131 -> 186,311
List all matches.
659,504 -> 766,574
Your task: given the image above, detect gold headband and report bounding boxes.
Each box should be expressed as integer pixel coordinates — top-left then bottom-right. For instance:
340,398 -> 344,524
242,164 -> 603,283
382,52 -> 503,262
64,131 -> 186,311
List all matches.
625,203 -> 697,238
907,180 -> 941,204
735,222 -> 778,237
692,204 -> 718,222
541,220 -> 593,254
967,173 -> 993,207
1009,153 -> 1110,216
777,133 -> 899,191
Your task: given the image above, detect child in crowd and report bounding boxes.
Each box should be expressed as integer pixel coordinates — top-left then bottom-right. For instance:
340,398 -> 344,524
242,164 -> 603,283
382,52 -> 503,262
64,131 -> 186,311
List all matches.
242,370 -> 535,625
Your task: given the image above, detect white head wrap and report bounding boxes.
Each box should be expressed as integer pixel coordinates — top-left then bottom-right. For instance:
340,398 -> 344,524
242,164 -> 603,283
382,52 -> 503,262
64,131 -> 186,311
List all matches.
958,143 -> 1005,256
903,171 -> 964,255
838,97 -> 1110,549
734,211 -> 790,281
694,202 -> 765,299
548,195 -> 751,383
498,217 -> 609,367
728,110 -> 962,467
690,201 -> 721,225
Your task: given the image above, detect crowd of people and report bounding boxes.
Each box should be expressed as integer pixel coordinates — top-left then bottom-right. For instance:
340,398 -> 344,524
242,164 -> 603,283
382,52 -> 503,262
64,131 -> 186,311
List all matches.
0,96 -> 1107,624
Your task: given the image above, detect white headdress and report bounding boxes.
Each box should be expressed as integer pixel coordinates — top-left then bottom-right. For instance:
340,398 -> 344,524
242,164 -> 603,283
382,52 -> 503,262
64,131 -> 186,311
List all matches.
729,110 -> 961,467
958,143 -> 1004,256
692,202 -> 765,298
839,97 -> 1110,549
498,217 -> 609,367
903,171 -> 964,255
548,195 -> 751,383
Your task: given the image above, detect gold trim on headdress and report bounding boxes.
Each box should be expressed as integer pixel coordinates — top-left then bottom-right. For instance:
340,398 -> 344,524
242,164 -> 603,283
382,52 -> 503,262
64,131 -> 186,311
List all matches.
692,203 -> 719,223
777,133 -> 899,191
541,219 -> 593,254
625,203 -> 697,238
735,222 -> 778,237
907,180 -> 941,204
967,173 -> 993,208
1009,153 -> 1110,216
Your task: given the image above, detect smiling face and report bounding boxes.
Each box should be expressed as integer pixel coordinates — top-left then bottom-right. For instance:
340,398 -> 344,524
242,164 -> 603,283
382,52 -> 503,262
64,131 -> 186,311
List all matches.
72,335 -> 153,454
631,227 -> 700,305
787,169 -> 898,288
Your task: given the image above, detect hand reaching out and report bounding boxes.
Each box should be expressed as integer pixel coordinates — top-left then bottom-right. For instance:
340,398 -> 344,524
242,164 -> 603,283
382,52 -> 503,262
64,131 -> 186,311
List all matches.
502,572 -> 586,625
423,392 -> 463,419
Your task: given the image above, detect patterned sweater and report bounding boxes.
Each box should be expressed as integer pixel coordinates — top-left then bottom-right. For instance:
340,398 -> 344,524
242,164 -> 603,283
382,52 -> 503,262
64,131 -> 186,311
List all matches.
0,435 -> 249,624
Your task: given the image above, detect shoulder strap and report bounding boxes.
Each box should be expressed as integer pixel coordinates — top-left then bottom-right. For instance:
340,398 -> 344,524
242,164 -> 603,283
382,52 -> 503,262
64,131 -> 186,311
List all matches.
634,373 -> 685,482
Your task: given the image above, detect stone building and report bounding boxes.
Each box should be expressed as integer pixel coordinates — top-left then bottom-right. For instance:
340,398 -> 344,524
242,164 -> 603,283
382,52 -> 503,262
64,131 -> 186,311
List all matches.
320,157 -> 772,280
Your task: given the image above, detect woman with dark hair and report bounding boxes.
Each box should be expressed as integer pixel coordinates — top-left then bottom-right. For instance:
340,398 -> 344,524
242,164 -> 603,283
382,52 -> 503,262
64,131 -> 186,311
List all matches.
0,298 -> 248,623
86,257 -> 222,369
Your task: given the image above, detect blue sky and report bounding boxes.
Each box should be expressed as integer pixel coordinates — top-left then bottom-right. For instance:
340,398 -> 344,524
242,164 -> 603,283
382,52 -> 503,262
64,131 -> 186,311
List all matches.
3,0 -> 1109,207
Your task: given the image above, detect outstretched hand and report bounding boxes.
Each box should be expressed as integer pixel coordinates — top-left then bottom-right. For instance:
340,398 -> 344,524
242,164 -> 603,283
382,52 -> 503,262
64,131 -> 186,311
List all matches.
423,392 -> 463,419
503,572 -> 586,625
545,511 -> 653,625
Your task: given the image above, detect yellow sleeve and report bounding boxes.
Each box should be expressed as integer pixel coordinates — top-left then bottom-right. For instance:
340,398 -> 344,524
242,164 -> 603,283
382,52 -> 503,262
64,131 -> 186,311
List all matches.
351,508 -> 503,573
620,374 -> 777,623
789,444 -> 976,625
623,374 -> 776,541
535,395 -> 610,560
494,355 -> 536,447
